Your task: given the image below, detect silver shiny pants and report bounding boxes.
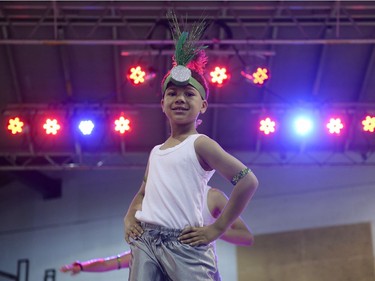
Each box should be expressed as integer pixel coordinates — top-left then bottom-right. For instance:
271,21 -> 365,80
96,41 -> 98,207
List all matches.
128,222 -> 221,281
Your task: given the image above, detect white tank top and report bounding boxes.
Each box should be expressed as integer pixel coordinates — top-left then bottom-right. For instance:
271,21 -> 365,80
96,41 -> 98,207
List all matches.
202,185 -> 215,225
135,134 -> 215,229
202,186 -> 217,250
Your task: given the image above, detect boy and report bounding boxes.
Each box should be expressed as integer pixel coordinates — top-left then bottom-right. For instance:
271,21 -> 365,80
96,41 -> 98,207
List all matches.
124,13 -> 258,281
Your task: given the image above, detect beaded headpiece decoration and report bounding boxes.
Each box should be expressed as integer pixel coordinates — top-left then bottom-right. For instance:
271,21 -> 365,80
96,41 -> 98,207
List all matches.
162,11 -> 208,100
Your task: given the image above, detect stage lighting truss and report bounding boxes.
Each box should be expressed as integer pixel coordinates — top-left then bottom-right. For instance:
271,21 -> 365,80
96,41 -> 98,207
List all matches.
4,110 -> 134,139
2,104 -> 375,169
126,64 -> 275,88
4,106 -> 374,139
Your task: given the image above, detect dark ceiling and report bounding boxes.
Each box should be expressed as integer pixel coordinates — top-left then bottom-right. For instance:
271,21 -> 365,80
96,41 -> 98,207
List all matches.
1,1 -> 375,172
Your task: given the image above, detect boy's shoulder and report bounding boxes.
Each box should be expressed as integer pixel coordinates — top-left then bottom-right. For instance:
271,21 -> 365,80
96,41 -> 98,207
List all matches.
195,134 -> 217,146
194,134 -> 222,156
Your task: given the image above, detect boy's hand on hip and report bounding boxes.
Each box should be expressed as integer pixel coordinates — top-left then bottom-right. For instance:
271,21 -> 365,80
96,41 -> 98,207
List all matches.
124,216 -> 143,243
178,225 -> 222,246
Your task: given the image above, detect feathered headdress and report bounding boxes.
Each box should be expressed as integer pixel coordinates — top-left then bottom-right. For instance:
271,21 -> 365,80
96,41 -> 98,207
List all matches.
162,11 -> 208,99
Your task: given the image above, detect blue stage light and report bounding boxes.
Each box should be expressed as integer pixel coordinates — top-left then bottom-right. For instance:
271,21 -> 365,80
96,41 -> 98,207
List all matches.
294,116 -> 313,136
78,120 -> 95,135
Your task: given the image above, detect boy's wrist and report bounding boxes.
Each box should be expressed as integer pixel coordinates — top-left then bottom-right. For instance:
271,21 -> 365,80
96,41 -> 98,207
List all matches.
212,220 -> 228,234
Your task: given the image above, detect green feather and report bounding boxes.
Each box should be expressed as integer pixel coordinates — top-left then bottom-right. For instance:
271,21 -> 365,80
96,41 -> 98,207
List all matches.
175,31 -> 188,65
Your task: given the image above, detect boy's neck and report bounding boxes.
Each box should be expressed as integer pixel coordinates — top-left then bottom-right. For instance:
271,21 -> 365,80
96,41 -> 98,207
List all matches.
160,127 -> 198,150
169,126 -> 198,142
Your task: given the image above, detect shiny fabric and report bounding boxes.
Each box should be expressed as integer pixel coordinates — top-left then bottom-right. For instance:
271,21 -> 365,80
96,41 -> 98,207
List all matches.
128,223 -> 220,281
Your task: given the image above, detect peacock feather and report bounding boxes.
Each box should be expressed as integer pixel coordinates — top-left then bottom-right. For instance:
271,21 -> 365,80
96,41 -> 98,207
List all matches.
166,10 -> 207,67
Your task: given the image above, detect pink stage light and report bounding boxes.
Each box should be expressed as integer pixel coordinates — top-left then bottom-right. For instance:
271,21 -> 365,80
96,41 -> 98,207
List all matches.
326,117 -> 344,135
209,66 -> 229,86
43,118 -> 61,135
259,117 -> 276,135
114,116 -> 131,134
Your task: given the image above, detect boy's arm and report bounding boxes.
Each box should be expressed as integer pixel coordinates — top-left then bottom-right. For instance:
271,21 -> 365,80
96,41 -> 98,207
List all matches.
180,136 -> 258,246
209,188 -> 254,246
124,163 -> 149,243
59,251 -> 131,275
124,182 -> 145,243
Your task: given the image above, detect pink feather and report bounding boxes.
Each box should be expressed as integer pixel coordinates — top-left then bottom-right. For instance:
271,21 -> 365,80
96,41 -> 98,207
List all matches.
186,50 -> 208,75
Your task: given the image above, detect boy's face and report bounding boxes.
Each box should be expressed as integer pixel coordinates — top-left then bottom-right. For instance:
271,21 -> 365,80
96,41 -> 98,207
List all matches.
161,85 -> 208,125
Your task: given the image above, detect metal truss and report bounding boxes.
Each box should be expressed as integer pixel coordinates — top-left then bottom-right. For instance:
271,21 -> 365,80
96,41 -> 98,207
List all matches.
4,101 -> 375,111
1,1 -> 375,46
0,150 -> 375,171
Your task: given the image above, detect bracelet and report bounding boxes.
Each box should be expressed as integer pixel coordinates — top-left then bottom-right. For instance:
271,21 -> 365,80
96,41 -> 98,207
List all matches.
116,255 -> 122,269
73,262 -> 83,271
231,167 -> 251,186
